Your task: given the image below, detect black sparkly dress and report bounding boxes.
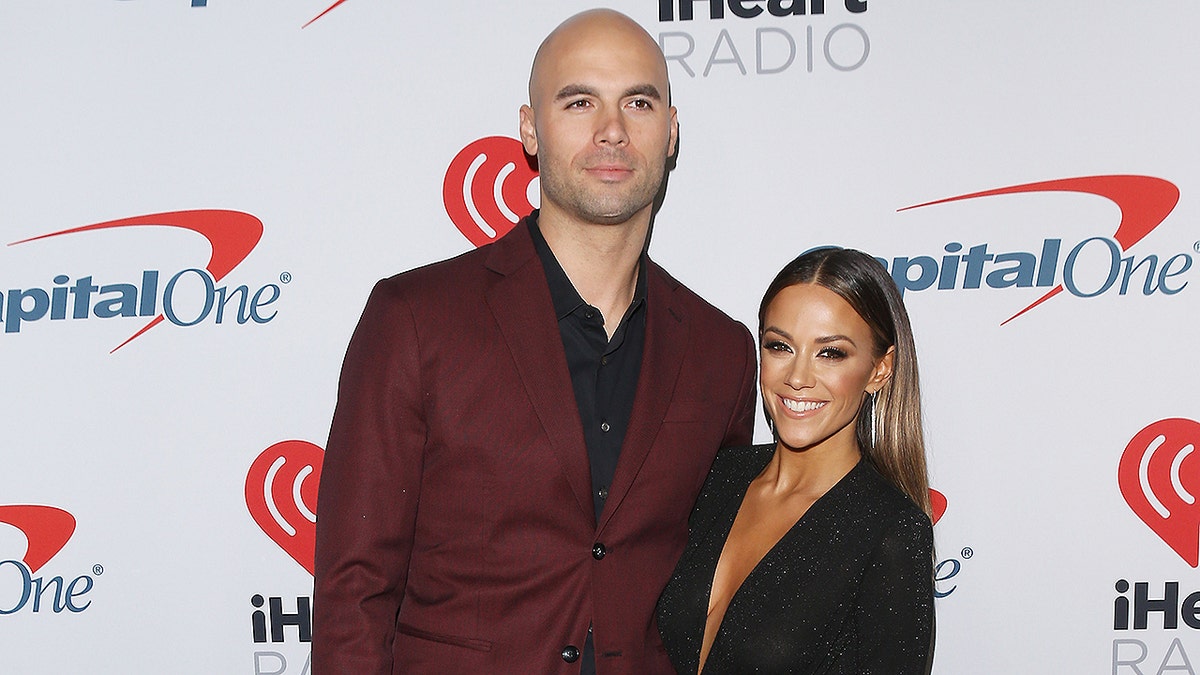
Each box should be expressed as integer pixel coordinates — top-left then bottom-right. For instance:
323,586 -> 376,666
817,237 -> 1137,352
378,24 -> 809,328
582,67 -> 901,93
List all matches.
656,445 -> 934,674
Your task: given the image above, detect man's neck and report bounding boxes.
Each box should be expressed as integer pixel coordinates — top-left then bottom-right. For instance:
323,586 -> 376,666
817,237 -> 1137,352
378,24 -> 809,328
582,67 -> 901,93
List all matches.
537,206 -> 650,334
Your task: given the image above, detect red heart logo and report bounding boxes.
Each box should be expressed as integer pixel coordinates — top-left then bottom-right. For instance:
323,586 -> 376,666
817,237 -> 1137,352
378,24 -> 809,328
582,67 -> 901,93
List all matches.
1119,418 -> 1200,567
929,489 -> 947,525
443,136 -> 538,247
246,440 -> 324,575
0,505 -> 76,574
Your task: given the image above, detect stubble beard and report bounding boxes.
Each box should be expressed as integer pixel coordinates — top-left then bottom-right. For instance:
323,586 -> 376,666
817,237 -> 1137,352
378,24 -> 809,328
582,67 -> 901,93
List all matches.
539,150 -> 667,226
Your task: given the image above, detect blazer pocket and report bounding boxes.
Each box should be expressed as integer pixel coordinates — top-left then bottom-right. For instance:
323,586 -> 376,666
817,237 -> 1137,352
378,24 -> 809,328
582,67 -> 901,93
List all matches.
662,400 -> 722,423
395,622 -> 493,653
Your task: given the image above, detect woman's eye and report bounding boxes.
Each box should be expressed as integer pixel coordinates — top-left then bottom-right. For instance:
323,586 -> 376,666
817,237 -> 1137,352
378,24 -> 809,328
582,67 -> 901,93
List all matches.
763,340 -> 792,353
817,347 -> 847,359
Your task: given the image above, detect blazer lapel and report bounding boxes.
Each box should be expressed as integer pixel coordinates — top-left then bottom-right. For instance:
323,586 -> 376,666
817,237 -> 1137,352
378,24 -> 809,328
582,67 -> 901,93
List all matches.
598,262 -> 688,533
484,224 -> 594,520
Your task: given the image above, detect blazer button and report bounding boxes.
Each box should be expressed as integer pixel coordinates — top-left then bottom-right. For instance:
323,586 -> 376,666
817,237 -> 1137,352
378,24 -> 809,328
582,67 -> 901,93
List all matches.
592,543 -> 606,560
561,645 -> 580,663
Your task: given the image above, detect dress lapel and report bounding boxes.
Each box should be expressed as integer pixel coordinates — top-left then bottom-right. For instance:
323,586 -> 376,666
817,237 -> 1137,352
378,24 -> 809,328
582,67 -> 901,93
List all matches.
598,262 -> 689,533
484,225 -> 594,520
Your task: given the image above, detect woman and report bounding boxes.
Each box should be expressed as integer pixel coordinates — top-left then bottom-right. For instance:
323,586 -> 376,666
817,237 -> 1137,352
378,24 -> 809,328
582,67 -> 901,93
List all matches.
657,247 -> 935,674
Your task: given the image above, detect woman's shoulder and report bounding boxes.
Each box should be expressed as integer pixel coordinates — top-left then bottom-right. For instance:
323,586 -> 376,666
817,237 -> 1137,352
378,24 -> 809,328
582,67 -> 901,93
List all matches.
842,461 -> 933,537
690,445 -> 773,519
709,444 -> 774,481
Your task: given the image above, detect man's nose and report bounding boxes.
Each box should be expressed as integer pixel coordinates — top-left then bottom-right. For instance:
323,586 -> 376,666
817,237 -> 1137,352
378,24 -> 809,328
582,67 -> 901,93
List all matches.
594,107 -> 629,146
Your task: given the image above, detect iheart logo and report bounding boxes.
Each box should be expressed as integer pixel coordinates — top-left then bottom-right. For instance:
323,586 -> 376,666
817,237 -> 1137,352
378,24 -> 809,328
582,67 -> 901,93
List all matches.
0,505 -> 76,574
1119,418 -> 1200,567
443,136 -> 538,248
930,489 -> 947,526
246,441 -> 323,575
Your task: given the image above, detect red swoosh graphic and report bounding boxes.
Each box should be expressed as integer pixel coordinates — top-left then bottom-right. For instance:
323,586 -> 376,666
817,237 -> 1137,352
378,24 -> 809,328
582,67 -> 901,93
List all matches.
9,210 -> 263,352
303,0 -> 350,28
0,505 -> 76,574
899,175 -> 1180,325
929,488 -> 947,526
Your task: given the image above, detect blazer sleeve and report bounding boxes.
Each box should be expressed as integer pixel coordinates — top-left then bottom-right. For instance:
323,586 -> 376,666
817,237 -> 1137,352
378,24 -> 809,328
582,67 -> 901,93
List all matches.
313,279 -> 427,675
854,509 -> 936,675
721,326 -> 758,448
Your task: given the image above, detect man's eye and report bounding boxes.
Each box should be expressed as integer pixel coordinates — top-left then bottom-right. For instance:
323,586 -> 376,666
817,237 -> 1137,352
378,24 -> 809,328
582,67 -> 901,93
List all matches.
567,99 -> 591,109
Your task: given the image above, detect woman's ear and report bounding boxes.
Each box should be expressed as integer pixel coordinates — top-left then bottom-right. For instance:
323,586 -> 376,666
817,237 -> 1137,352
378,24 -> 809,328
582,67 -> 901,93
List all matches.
868,346 -> 896,393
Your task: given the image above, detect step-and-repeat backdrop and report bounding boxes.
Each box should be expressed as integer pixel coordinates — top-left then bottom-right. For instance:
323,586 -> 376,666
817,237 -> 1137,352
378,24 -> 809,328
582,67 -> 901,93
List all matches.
3,2 -> 1198,673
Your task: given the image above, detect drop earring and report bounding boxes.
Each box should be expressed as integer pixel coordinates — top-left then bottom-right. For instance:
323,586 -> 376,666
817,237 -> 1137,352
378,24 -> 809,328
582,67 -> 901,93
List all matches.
869,390 -> 879,449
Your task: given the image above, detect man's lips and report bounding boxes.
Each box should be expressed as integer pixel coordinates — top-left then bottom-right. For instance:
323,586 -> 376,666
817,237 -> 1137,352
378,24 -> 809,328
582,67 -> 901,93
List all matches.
585,164 -> 634,180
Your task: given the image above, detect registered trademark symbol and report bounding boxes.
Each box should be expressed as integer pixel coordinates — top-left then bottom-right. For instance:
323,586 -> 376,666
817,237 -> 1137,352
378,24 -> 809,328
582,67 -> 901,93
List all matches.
93,564 -> 104,575
279,271 -> 292,284
960,547 -> 973,559
1193,240 -> 1200,253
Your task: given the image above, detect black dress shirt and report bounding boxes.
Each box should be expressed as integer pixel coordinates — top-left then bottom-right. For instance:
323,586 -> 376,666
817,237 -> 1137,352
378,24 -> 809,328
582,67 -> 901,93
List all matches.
529,213 -> 647,675
528,214 -> 647,523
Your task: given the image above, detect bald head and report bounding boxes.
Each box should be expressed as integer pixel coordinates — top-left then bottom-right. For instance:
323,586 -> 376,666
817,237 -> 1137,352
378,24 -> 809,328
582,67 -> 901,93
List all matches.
518,8 -> 678,228
529,9 -> 671,108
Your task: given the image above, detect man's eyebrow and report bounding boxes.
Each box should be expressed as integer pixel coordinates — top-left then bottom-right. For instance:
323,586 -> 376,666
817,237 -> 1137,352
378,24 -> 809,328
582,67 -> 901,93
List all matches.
554,84 -> 598,101
553,84 -> 663,101
624,84 -> 662,100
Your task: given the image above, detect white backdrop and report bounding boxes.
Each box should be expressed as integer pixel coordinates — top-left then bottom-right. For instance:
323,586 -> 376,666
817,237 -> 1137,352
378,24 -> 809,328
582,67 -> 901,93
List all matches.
2,1 -> 1198,673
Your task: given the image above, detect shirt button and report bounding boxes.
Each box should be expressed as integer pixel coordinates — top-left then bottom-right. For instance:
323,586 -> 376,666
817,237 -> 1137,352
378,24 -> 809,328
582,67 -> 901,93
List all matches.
597,486 -> 609,501
593,543 -> 607,560
600,421 -> 611,432
561,645 -> 580,663
601,356 -> 609,366
584,308 -> 596,320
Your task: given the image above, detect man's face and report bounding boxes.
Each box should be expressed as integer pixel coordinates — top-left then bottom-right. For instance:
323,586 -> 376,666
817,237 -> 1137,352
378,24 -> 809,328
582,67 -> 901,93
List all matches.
520,20 -> 678,227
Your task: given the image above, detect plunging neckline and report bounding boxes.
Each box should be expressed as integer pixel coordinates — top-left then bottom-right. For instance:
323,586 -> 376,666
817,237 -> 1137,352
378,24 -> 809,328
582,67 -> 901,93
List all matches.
695,455 -> 862,674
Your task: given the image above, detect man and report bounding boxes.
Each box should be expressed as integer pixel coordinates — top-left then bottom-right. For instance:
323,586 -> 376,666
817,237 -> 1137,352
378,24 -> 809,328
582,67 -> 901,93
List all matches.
313,9 -> 756,674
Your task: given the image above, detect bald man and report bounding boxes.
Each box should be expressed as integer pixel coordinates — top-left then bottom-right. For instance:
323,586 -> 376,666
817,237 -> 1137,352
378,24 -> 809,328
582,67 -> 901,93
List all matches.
313,10 -> 756,674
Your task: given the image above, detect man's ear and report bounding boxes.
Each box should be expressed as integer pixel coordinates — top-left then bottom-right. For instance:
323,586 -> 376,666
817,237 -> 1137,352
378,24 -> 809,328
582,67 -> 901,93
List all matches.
667,106 -> 679,158
519,105 -> 538,156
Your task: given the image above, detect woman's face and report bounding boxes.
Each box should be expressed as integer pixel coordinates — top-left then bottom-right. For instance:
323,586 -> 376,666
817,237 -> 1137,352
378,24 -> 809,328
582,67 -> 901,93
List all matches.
760,283 -> 894,455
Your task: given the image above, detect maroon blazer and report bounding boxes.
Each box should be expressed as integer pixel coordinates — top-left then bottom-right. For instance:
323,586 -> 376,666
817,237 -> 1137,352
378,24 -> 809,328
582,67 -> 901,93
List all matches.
313,220 -> 757,674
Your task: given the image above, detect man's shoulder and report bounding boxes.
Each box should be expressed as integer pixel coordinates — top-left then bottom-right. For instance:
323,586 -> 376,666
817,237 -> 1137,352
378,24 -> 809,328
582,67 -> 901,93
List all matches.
381,245 -> 488,289
374,223 -> 536,297
648,261 -> 748,334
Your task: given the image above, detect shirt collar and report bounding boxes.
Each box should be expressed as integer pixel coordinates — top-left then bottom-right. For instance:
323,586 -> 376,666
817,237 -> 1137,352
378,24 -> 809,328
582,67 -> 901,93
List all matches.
527,210 -> 648,321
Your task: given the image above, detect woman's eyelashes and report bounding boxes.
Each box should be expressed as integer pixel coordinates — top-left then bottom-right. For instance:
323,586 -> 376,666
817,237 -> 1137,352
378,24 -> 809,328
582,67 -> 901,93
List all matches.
817,346 -> 847,360
762,339 -> 793,354
761,340 -> 849,360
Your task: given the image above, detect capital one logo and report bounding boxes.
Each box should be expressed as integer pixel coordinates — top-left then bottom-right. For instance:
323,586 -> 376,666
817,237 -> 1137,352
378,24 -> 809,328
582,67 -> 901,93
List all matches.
246,441 -> 323,575
925,488 -> 975,599
893,175 -> 1188,324
0,505 -> 99,614
3,209 -> 281,352
1120,418 -> 1200,566
444,136 -> 538,248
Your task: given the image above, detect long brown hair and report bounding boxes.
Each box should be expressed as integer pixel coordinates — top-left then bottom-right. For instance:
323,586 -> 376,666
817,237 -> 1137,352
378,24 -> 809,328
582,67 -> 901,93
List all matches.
759,247 -> 931,516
